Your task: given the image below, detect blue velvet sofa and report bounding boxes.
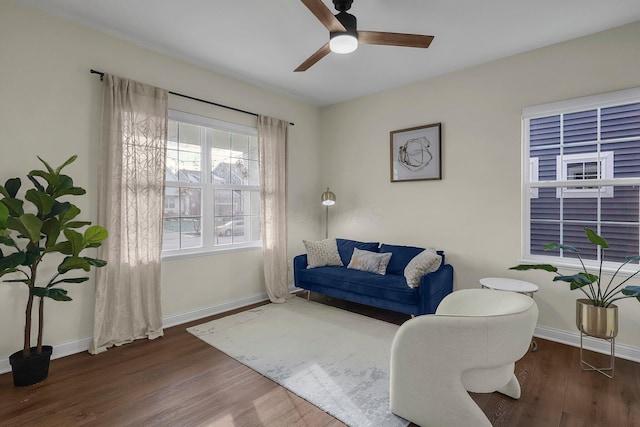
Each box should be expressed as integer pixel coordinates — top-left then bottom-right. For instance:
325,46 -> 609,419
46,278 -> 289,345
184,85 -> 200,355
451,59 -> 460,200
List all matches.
293,238 -> 454,316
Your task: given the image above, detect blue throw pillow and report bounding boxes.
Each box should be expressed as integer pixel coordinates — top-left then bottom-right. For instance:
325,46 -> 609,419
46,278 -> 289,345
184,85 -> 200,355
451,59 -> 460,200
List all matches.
379,244 -> 425,275
336,238 -> 380,265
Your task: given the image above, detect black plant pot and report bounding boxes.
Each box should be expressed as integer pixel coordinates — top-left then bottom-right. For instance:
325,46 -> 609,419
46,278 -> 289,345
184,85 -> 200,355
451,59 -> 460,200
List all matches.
9,346 -> 53,387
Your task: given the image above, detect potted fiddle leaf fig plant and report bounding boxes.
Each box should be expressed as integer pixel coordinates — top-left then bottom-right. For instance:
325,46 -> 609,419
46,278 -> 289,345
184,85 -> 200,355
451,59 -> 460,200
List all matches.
510,228 -> 640,340
0,155 -> 108,387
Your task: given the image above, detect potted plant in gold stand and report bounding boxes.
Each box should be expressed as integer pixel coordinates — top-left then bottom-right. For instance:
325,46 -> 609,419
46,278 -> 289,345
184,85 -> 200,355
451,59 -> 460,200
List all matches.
511,228 -> 640,378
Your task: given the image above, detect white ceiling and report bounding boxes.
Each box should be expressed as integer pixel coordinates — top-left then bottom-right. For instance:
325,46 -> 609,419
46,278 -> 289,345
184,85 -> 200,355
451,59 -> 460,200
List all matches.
16,0 -> 640,106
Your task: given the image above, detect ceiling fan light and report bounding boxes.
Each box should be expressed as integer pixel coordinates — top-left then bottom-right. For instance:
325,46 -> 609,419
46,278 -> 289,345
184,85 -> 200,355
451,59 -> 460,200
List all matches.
330,33 -> 358,54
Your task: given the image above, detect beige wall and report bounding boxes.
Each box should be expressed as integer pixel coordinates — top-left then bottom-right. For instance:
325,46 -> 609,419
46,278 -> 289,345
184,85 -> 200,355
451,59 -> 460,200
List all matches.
1,0 -> 639,363
319,21 -> 640,348
0,1 -> 321,360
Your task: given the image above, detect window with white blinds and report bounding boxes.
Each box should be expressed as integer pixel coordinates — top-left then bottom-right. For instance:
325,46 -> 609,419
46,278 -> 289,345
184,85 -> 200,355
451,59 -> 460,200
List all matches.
522,88 -> 640,265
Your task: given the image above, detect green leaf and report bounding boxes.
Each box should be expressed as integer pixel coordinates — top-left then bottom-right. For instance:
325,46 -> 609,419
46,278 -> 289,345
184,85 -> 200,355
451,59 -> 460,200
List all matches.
64,187 -> 86,196
41,217 -> 61,247
54,155 -> 78,174
27,175 -> 45,192
585,228 -> 609,249
36,156 -> 55,174
47,288 -> 73,301
3,278 -> 29,284
58,204 -> 80,226
84,257 -> 107,268
545,243 -> 580,253
51,175 -> 86,199
51,277 -> 89,285
0,251 -> 26,271
64,221 -> 91,229
28,170 -> 59,193
0,236 -> 17,247
1,198 -> 24,217
0,202 -> 8,228
25,189 -> 55,217
7,214 -> 43,243
553,272 -> 598,290
44,241 -> 72,255
58,256 -> 91,273
0,268 -> 19,278
83,225 -> 108,246
621,286 -> 640,299
509,264 -> 558,273
63,228 -> 84,256
20,214 -> 44,243
4,178 -> 21,198
51,201 -> 72,218
32,286 -> 73,301
625,255 -> 640,262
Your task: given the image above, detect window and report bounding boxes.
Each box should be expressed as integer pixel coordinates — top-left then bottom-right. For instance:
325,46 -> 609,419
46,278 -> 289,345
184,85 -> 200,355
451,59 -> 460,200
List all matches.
555,151 -> 614,198
162,110 -> 261,256
522,87 -> 640,265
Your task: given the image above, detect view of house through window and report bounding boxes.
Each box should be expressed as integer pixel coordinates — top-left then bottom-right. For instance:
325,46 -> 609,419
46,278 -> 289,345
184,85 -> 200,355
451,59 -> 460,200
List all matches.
523,89 -> 640,265
163,110 -> 261,255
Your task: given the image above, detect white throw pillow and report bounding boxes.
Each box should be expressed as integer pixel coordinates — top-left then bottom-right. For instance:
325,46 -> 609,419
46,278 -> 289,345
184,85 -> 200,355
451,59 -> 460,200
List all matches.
347,248 -> 392,275
303,238 -> 344,268
404,248 -> 442,288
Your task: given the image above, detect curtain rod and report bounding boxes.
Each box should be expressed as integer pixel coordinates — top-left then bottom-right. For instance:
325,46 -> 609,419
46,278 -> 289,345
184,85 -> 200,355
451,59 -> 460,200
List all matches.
90,69 -> 294,126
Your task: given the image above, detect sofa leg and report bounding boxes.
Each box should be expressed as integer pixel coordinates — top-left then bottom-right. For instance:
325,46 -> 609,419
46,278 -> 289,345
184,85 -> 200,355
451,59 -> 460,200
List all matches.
307,290 -> 311,301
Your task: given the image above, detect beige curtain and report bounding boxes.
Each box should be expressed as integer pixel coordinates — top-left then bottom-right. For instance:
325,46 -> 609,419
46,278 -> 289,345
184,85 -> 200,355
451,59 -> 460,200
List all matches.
90,74 -> 168,354
258,115 -> 290,303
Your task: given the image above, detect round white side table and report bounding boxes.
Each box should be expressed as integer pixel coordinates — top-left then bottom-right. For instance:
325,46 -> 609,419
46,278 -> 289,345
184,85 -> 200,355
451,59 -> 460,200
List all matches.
479,277 -> 539,351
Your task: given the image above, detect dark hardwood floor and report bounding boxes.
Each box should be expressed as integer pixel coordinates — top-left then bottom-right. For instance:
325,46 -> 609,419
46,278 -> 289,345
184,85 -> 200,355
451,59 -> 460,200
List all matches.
1,292 -> 639,426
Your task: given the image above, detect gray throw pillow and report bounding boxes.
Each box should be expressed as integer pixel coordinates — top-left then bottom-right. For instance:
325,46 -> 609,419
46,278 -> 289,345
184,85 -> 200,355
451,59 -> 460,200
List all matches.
303,238 -> 344,268
347,248 -> 392,275
404,248 -> 442,288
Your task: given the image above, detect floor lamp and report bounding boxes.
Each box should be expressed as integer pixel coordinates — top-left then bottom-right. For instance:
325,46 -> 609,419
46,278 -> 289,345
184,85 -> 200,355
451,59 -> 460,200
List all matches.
321,187 -> 336,239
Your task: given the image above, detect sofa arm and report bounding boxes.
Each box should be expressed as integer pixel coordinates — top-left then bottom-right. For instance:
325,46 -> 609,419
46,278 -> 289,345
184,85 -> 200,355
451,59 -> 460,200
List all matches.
417,263 -> 454,314
293,254 -> 308,286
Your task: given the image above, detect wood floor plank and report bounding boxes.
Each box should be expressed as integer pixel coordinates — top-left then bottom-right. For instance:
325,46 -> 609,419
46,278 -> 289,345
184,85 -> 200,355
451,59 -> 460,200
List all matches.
1,293 -> 638,427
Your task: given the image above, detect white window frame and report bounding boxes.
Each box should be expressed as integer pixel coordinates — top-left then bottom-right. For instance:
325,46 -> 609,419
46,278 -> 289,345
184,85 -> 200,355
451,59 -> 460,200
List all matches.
555,151 -> 614,198
521,87 -> 640,272
529,157 -> 539,199
162,110 -> 261,260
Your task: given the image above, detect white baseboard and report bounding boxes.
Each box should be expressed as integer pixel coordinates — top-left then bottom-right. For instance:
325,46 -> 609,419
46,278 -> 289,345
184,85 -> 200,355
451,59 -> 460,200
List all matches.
0,291 -> 273,375
534,325 -> 640,363
0,336 -> 95,376
162,292 -> 269,328
4,302 -> 638,375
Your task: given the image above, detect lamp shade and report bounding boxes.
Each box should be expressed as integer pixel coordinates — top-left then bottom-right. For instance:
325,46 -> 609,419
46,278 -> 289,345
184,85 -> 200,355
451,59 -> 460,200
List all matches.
330,11 -> 358,54
321,188 -> 336,206
329,33 -> 358,54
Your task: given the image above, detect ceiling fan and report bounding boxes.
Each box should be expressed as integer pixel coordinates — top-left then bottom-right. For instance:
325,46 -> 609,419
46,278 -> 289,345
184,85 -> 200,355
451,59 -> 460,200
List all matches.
295,0 -> 434,72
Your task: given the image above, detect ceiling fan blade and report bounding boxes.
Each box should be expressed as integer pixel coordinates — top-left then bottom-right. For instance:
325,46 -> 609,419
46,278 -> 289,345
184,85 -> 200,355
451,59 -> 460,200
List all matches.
294,42 -> 331,72
359,31 -> 434,48
301,0 -> 346,32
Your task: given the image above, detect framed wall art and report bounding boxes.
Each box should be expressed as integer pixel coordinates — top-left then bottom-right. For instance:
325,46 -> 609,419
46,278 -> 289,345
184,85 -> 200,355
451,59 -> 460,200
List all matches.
390,123 -> 441,182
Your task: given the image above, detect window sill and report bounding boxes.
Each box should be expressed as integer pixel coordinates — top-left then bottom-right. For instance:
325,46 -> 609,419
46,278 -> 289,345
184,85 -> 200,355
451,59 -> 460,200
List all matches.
518,256 -> 640,278
162,243 -> 262,261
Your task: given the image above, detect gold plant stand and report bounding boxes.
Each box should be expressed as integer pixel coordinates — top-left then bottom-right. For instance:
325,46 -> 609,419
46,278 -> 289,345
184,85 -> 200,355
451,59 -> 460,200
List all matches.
579,332 -> 615,379
576,299 -> 618,379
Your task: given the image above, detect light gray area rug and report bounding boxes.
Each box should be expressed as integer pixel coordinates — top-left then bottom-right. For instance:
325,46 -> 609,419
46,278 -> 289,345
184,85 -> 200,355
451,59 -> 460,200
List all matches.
187,297 -> 409,427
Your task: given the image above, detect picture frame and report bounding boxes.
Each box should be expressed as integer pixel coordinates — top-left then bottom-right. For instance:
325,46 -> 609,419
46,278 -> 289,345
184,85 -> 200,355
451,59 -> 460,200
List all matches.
390,123 -> 441,182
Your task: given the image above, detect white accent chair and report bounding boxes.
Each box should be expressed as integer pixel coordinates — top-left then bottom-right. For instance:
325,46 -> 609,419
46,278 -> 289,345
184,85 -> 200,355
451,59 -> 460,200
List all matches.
390,289 -> 538,427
